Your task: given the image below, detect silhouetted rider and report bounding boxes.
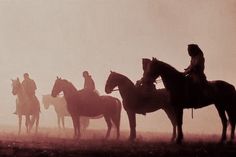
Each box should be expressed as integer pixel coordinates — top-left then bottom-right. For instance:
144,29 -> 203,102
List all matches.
184,44 -> 207,85
82,71 -> 100,100
136,58 -> 156,88
83,71 -> 95,91
136,58 -> 156,100
22,73 -> 37,97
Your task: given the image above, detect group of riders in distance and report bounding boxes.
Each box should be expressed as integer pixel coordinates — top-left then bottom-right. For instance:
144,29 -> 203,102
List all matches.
12,44 -> 236,144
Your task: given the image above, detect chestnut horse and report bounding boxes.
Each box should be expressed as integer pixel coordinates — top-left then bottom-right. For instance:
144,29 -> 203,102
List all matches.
51,77 -> 121,139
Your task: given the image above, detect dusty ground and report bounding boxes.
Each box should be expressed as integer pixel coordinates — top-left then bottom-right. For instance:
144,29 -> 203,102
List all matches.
0,128 -> 235,157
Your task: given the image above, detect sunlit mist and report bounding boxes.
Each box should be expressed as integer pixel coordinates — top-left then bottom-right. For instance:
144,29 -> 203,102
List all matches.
0,0 -> 236,136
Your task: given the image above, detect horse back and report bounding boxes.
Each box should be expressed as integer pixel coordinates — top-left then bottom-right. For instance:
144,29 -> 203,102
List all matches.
209,80 -> 236,103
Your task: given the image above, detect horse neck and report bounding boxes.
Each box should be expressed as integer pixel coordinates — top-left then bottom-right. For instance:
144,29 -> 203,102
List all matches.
116,75 -> 137,101
16,87 -> 28,103
61,81 -> 77,100
158,61 -> 184,91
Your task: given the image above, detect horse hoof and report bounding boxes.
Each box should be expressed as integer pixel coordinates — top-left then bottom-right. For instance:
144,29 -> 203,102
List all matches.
227,140 -> 233,145
128,137 -> 135,142
176,138 -> 183,145
219,138 -> 227,144
170,138 -> 175,143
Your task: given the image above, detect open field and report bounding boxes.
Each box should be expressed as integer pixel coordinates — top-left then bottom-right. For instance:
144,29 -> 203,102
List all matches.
0,128 -> 235,157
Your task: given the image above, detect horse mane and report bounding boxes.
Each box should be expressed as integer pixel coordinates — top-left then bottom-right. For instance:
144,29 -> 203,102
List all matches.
112,72 -> 135,86
155,59 -> 184,79
61,79 -> 77,92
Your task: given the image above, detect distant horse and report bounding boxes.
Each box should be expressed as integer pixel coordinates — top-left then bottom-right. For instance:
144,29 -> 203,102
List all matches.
11,78 -> 40,135
143,58 -> 236,143
105,71 -> 177,141
42,95 -> 90,130
51,77 -> 122,139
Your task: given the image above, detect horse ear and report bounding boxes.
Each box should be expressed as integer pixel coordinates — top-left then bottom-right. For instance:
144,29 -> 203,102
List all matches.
110,70 -> 113,73
152,57 -> 158,61
17,77 -> 20,81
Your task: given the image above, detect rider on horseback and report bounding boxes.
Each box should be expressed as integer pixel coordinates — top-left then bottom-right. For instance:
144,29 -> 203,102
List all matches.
184,44 -> 209,100
184,44 -> 207,85
82,71 -> 99,99
136,58 -> 157,102
83,71 -> 95,91
14,73 -> 39,114
22,73 -> 37,97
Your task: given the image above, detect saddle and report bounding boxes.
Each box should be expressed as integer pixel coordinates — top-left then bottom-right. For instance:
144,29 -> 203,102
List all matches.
80,89 -> 101,105
184,76 -> 214,107
135,84 -> 161,109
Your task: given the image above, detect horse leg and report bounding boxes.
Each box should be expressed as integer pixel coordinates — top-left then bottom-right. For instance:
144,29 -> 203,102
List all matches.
71,115 -> 77,138
35,113 -> 39,134
176,108 -> 183,144
230,121 -> 235,143
29,115 -> 35,132
215,105 -> 227,143
111,103 -> 121,140
172,125 -> 177,142
76,115 -> 81,139
18,115 -> 22,135
62,116 -> 65,130
111,114 -> 120,140
163,107 -> 176,142
227,109 -> 235,143
25,115 -> 30,134
57,114 -> 61,130
127,111 -> 136,141
104,115 -> 112,139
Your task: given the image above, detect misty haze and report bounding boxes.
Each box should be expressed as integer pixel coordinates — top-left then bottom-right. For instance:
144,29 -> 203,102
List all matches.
0,0 -> 236,157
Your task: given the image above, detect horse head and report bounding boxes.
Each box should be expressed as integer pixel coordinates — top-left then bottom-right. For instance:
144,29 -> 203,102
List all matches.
143,57 -> 161,83
51,77 -> 64,97
11,78 -> 22,96
51,77 -> 77,98
105,71 -> 120,94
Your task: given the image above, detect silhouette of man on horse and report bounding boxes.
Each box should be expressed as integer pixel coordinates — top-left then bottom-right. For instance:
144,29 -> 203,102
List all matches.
82,71 -> 99,101
184,44 -> 207,85
22,73 -> 37,97
13,73 -> 38,114
136,58 -> 157,102
183,44 -> 211,102
22,73 -> 40,113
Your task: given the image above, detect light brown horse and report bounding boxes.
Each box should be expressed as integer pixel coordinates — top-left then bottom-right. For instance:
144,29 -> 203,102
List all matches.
11,78 -> 40,135
51,77 -> 122,139
42,94 -> 89,130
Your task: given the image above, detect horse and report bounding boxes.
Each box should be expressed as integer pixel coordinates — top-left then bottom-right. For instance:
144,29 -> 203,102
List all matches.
42,95 -> 89,131
105,71 -> 177,141
11,78 -> 40,135
51,77 -> 122,139
143,58 -> 236,143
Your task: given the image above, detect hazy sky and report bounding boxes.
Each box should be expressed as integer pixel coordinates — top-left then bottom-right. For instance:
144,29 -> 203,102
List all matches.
0,0 -> 236,134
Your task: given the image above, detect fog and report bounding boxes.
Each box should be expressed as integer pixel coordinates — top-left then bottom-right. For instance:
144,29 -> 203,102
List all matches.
0,0 -> 236,134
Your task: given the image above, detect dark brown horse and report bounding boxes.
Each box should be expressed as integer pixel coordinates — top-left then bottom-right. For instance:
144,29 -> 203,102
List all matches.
51,77 -> 121,139
143,58 -> 236,144
105,71 -> 177,141
11,78 -> 40,135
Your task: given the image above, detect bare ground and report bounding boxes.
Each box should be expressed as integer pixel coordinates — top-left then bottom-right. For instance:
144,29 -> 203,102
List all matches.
0,128 -> 235,157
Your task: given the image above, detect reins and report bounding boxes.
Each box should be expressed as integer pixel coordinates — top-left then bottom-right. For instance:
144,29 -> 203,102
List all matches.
112,89 -> 119,92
